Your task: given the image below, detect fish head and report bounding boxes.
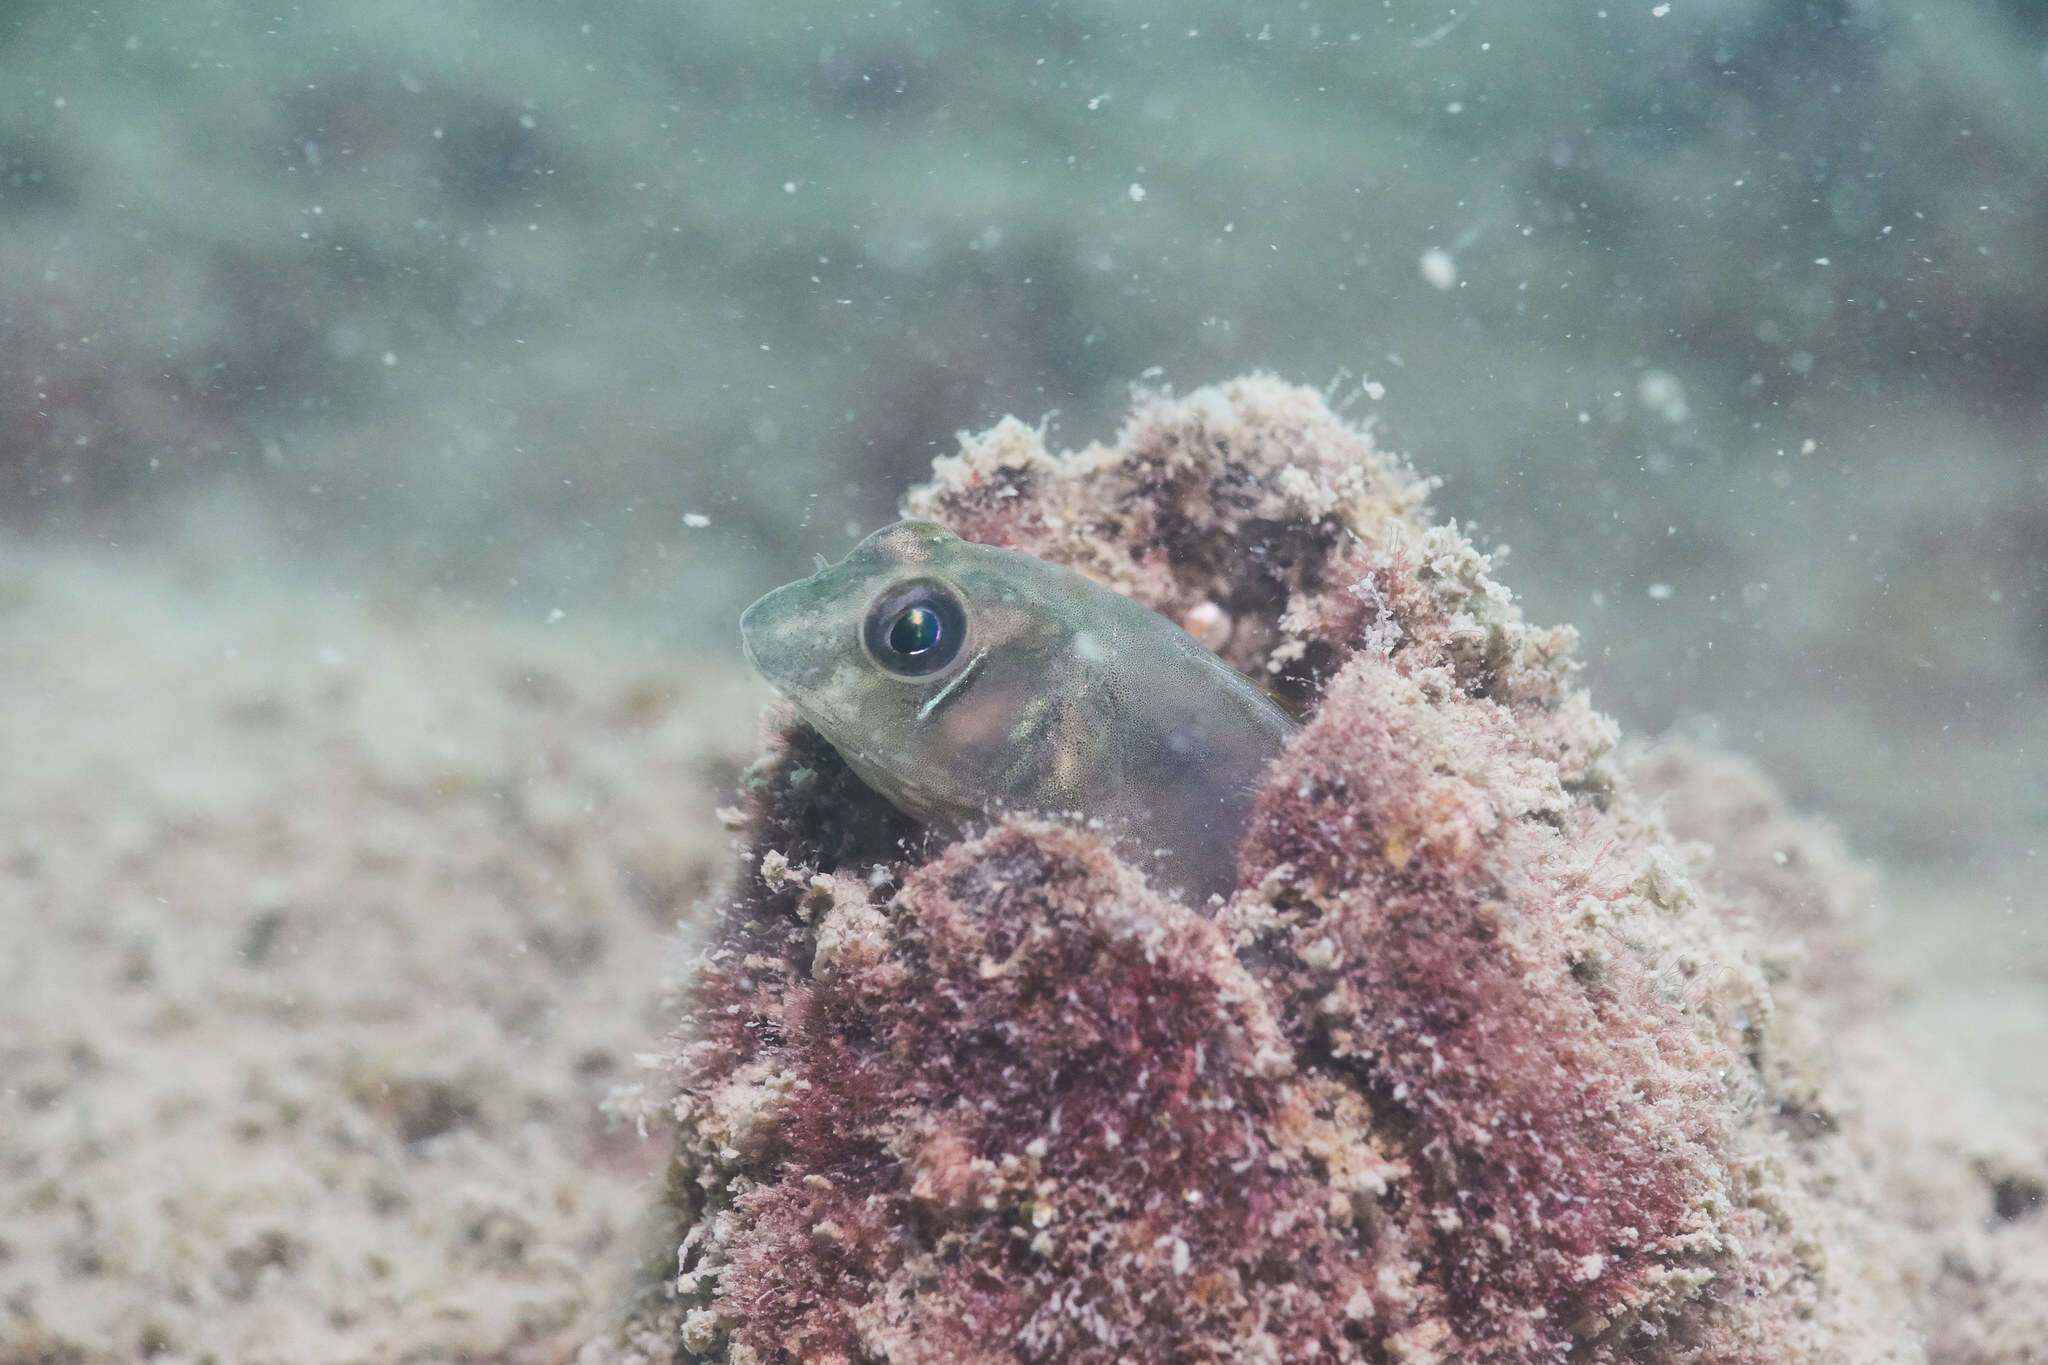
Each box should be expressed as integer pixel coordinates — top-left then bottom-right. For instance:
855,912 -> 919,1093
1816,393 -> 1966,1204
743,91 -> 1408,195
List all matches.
740,520 -> 1058,822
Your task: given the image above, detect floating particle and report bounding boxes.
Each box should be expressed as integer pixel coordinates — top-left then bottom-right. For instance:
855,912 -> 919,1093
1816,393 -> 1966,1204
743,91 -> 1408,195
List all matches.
1637,369 -> 1689,424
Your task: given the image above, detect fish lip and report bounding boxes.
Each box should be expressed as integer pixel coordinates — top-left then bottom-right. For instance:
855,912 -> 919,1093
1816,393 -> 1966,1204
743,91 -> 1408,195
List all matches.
737,595 -> 766,672
739,580 -> 804,677
738,590 -> 853,740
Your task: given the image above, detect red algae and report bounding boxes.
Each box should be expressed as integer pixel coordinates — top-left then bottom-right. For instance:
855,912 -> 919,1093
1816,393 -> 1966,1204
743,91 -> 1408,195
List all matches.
721,823 -> 1373,1364
585,376 -> 2033,1364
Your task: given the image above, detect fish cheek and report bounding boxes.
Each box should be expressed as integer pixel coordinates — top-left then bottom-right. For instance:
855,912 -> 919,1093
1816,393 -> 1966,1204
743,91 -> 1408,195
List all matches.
923,675 -> 1031,788
792,656 -> 891,754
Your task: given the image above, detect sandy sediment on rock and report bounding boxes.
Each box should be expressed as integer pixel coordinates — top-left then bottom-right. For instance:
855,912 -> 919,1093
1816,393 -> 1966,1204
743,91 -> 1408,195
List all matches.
588,376 -> 2048,1364
0,542 -> 752,1364
1634,744 -> 2048,1364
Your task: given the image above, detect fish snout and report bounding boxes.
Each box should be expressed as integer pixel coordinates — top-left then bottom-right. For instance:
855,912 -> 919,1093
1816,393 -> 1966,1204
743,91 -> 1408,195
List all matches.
739,577 -> 844,692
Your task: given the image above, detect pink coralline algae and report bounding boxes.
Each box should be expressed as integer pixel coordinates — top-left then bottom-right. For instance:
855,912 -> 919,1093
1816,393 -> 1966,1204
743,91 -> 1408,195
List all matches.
590,377 -> 1937,1364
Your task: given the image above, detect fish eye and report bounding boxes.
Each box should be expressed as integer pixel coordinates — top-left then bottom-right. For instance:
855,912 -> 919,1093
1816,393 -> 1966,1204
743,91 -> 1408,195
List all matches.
863,579 -> 968,677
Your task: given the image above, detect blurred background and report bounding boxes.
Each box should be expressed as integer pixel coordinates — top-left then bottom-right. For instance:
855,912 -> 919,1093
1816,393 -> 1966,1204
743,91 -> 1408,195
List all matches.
2,2 -> 2043,1355
4,0 -> 2043,868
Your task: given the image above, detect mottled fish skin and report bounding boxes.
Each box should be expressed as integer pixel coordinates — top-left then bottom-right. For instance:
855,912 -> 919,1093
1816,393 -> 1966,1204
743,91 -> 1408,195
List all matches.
739,520 -> 1298,900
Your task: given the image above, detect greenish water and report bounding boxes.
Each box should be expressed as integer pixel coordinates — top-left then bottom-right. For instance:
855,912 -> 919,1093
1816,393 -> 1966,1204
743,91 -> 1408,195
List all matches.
2,0 -> 2043,864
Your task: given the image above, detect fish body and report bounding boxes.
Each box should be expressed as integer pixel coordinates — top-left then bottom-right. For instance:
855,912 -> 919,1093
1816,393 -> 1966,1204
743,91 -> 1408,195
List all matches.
739,520 -> 1297,899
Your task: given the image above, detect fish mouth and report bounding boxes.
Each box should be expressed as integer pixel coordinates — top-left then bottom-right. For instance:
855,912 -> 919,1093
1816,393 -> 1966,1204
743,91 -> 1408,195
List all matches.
737,595 -> 768,674
739,571 -> 855,695
739,580 -> 807,682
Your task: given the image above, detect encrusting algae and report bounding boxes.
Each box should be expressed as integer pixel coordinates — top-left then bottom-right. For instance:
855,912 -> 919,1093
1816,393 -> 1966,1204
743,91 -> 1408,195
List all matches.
583,376 -> 2032,1364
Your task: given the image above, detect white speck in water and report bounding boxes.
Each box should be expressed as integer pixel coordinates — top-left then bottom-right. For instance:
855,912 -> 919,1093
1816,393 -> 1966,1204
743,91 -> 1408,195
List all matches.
1647,583 -> 1674,601
682,512 -> 711,528
1637,369 -> 1689,424
1420,249 -> 1457,290
1127,182 -> 1146,202
546,607 -> 566,624
1651,3 -> 1671,14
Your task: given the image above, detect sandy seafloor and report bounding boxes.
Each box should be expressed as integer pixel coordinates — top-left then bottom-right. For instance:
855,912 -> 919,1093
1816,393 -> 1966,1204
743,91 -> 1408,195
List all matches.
1,486 -> 2043,1363
0,515 -> 761,1362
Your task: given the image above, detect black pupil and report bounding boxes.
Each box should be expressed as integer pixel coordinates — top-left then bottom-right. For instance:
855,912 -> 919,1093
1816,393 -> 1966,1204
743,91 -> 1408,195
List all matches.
864,580 -> 965,677
888,606 -> 942,657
